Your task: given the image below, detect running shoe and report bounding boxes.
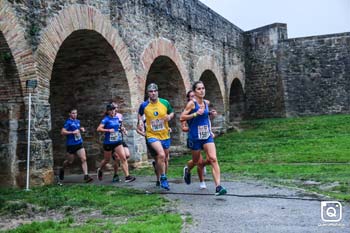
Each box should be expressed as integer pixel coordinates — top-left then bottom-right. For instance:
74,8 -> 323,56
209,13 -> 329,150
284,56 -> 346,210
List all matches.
160,176 -> 170,190
183,166 -> 191,185
215,185 -> 227,196
125,175 -> 136,183
59,168 -> 64,180
112,174 -> 120,183
97,168 -> 103,181
84,175 -> 94,183
199,181 -> 207,189
156,180 -> 160,187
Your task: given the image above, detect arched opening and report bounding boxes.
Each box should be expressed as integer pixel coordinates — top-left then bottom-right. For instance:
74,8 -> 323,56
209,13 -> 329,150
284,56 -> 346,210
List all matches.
199,70 -> 225,133
50,30 -> 131,174
145,56 -> 186,146
229,79 -> 245,122
0,31 -> 24,187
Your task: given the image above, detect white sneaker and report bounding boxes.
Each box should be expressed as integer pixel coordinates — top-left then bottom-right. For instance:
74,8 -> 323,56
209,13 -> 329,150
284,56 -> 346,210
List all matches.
199,181 -> 207,189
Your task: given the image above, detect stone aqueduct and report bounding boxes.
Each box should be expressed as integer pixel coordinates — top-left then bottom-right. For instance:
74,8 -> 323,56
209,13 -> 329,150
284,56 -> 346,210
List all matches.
0,0 -> 349,187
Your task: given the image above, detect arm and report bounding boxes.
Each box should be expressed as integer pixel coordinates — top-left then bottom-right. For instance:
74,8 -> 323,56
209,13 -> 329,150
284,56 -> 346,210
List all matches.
136,126 -> 146,136
181,120 -> 189,132
118,114 -> 128,135
180,101 -> 197,121
97,123 -> 114,133
207,100 -> 218,120
163,112 -> 174,122
137,114 -> 145,133
61,127 -> 80,136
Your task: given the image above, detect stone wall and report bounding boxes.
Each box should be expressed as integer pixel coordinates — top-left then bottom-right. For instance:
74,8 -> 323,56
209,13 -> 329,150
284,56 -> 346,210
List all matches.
0,0 -> 247,186
2,0 -> 348,187
244,23 -> 287,119
279,33 -> 350,116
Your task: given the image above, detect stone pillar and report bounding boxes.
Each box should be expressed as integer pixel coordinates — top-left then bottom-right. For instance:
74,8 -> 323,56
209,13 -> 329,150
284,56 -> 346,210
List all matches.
15,98 -> 54,187
0,103 -> 24,187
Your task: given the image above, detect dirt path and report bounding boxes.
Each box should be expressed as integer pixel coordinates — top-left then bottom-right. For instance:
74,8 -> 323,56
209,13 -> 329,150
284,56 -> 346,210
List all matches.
2,174 -> 349,233
105,175 -> 349,233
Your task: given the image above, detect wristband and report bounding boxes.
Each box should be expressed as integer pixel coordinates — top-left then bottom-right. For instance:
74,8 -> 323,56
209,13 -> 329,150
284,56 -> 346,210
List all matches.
193,113 -> 197,118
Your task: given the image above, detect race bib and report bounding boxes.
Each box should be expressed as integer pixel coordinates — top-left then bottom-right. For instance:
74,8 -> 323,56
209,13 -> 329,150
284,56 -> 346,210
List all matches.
198,125 -> 210,140
110,132 -> 121,142
74,133 -> 82,141
151,119 -> 165,131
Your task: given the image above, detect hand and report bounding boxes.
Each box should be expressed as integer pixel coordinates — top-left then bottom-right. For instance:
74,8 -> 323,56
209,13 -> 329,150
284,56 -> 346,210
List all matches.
80,127 -> 86,133
137,122 -> 144,132
162,115 -> 171,122
181,125 -> 189,132
122,127 -> 128,135
197,107 -> 205,115
109,128 -> 115,133
72,129 -> 80,135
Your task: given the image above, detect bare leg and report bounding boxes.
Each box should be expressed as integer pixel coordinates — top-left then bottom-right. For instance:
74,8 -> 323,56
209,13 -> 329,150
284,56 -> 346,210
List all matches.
164,148 -> 170,174
76,148 -> 88,175
114,145 -> 130,177
203,142 -> 220,186
63,153 -> 75,168
99,151 -> 112,170
113,151 -> 120,175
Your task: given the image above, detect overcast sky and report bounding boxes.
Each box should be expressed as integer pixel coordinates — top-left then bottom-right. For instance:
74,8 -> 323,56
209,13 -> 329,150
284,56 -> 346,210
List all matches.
199,0 -> 350,38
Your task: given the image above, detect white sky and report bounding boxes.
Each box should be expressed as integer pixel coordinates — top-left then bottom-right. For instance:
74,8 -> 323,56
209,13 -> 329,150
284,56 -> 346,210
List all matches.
199,0 -> 350,38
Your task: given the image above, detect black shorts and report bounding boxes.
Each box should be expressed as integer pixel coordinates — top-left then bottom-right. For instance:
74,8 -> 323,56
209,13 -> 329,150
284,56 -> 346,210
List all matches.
67,143 -> 83,154
103,142 -> 123,152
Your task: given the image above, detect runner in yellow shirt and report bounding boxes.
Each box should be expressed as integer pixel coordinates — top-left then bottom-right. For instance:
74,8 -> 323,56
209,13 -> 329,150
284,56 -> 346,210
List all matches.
138,83 -> 174,190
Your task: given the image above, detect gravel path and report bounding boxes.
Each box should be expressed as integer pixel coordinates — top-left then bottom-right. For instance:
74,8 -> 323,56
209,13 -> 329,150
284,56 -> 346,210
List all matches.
63,174 -> 349,233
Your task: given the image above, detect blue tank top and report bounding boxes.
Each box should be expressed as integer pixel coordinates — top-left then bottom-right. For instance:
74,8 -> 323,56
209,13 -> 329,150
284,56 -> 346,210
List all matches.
101,115 -> 122,144
63,118 -> 83,146
188,101 -> 211,140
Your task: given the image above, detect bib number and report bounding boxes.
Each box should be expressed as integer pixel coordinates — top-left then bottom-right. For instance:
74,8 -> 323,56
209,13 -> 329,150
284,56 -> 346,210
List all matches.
110,132 -> 121,142
198,125 -> 210,140
74,133 -> 82,141
151,119 -> 165,131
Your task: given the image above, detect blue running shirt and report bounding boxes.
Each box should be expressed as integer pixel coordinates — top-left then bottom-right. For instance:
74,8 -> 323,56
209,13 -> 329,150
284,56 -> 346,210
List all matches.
63,118 -> 83,146
187,101 -> 211,140
101,115 -> 122,144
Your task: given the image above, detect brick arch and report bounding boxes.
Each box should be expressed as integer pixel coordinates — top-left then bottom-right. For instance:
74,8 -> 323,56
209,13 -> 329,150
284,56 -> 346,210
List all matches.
139,37 -> 191,93
227,65 -> 245,92
0,0 -> 35,96
227,67 -> 246,122
193,56 -> 225,104
35,4 -> 138,108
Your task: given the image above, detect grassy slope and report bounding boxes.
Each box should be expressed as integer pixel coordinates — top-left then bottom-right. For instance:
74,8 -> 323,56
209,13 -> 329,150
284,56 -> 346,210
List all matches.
2,114 -> 350,231
169,114 -> 350,200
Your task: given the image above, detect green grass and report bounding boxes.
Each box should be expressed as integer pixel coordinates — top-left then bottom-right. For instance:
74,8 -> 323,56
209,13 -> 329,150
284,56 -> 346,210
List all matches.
169,114 -> 350,200
2,114 -> 350,231
5,214 -> 182,233
0,185 -> 181,232
0,185 -> 166,216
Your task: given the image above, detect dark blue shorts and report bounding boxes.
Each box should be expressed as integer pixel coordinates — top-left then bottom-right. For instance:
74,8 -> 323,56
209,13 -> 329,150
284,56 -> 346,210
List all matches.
66,143 -> 83,154
188,136 -> 214,150
147,138 -> 171,150
103,141 -> 123,152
